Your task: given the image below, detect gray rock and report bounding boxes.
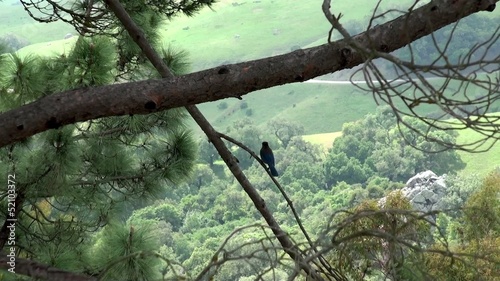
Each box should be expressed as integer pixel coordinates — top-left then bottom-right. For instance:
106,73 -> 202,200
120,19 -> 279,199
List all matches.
381,170 -> 447,214
405,170 -> 437,188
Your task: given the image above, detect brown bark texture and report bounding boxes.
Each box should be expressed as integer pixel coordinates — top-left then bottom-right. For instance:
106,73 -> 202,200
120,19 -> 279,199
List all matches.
0,253 -> 97,281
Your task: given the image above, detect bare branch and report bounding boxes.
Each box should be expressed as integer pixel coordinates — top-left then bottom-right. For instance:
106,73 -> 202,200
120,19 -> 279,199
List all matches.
323,0 -> 499,151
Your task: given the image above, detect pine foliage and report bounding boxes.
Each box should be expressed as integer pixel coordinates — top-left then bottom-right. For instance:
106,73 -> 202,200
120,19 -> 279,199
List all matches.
0,2 -> 200,279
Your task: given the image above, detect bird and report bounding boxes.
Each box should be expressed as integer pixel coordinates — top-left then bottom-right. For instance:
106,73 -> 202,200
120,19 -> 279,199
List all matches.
260,142 -> 279,177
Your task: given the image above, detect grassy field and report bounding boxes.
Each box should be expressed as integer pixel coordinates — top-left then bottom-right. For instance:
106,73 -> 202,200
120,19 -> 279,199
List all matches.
4,0 -> 452,68
195,82 -> 378,134
16,38 -> 79,57
9,0 -> 497,138
0,0 -> 75,44
3,0 -> 499,62
302,132 -> 342,151
195,73 -> 500,133
159,0 -> 500,71
302,126 -> 500,177
158,0 -> 372,71
4,0 -> 370,68
455,125 -> 500,176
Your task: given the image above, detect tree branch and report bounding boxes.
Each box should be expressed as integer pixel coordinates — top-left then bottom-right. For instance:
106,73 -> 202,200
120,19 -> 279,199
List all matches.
0,253 -> 97,281
0,0 -> 497,147
218,132 -> 339,279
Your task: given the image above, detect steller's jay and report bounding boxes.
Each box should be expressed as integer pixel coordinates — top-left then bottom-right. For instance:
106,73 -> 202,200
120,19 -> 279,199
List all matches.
260,142 -> 279,177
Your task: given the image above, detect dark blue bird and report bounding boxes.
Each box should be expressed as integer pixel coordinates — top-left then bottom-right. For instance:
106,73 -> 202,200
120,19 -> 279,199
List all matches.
260,141 -> 279,177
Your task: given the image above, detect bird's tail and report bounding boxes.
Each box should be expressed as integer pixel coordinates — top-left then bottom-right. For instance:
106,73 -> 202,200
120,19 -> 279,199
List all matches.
269,165 -> 279,177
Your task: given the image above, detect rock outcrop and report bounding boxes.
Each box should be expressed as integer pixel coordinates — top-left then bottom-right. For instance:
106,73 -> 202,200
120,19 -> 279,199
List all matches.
380,170 -> 447,213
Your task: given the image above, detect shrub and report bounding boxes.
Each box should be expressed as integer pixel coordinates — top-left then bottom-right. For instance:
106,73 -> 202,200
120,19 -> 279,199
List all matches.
240,101 -> 248,109
217,101 -> 228,110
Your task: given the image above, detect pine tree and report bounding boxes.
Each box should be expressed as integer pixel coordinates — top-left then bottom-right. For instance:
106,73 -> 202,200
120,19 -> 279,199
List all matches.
0,2 -> 210,279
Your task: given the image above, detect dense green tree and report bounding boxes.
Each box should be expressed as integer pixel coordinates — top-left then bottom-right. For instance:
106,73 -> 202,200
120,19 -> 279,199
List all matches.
330,134 -> 373,163
225,118 -> 266,169
325,151 -> 373,185
395,117 -> 466,175
186,164 -> 215,189
440,174 -> 483,217
198,138 -> 220,168
331,182 -> 370,208
326,191 -> 430,281
396,14 -> 499,65
128,200 -> 184,231
267,118 -> 305,148
90,222 -> 162,280
365,176 -> 403,193
182,245 -> 215,279
213,187 -> 251,222
424,172 -> 500,280
368,143 -> 417,181
325,106 -> 465,185
463,172 -> 500,240
277,137 -> 325,190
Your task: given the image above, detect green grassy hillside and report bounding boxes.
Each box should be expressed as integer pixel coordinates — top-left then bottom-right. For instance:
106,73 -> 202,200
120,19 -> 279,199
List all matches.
160,0 -> 500,71
4,0 -> 499,64
4,0 -> 364,67
456,129 -> 500,176
302,131 -> 342,150
8,0 -> 475,67
0,0 -> 75,44
159,0 -> 365,70
8,0 -> 490,140
196,82 -> 378,134
196,73 -> 500,133
16,38 -> 78,57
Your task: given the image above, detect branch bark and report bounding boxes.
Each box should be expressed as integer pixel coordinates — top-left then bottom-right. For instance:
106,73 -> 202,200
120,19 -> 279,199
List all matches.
0,253 -> 97,281
0,0 -> 497,147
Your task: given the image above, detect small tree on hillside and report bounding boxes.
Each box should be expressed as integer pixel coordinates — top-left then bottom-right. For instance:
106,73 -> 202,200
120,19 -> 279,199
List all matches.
267,118 -> 305,148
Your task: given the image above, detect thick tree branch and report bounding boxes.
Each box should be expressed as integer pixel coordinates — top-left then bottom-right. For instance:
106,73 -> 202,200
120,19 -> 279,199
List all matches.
0,0 -> 496,147
0,253 -> 97,281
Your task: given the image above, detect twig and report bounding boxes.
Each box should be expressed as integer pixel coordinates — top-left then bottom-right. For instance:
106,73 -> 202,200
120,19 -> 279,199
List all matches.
218,132 -> 345,280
